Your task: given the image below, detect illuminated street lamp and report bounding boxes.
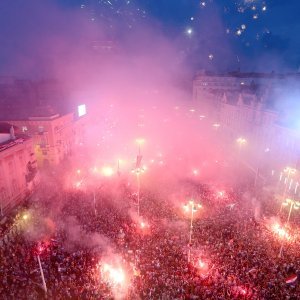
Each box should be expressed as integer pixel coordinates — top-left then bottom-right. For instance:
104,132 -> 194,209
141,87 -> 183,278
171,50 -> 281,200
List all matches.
183,200 -> 202,263
133,139 -> 146,216
101,166 -> 114,177
135,138 -> 145,155
279,167 -> 296,213
278,198 -> 299,258
236,137 -> 247,146
281,198 -> 300,223
254,147 -> 271,187
92,190 -> 97,216
132,167 -> 145,216
236,137 -> 247,163
212,123 -> 220,129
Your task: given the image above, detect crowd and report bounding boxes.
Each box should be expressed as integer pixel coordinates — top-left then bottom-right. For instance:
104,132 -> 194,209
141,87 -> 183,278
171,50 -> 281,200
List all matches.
0,175 -> 300,299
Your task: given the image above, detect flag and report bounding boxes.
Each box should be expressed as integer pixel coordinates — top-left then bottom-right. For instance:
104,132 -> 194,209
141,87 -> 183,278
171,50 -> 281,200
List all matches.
285,274 -> 298,284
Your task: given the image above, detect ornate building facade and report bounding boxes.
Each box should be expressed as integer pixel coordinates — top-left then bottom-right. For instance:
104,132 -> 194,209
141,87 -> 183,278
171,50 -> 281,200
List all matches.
193,70 -> 300,170
0,124 -> 37,215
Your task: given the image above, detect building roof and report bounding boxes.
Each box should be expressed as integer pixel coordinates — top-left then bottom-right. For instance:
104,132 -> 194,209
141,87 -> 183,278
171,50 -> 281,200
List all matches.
0,122 -> 31,153
195,70 -> 300,80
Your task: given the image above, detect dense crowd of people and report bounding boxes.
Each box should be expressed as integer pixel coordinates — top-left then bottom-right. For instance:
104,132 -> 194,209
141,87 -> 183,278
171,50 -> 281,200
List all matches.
0,175 -> 300,299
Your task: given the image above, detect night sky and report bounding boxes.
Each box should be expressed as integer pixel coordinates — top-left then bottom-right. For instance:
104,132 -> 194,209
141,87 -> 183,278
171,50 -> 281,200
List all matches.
0,0 -> 299,77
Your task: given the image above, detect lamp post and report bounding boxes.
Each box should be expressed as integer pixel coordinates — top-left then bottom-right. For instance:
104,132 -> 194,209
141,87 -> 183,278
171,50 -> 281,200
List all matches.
93,190 -> 97,216
134,138 -> 145,216
278,198 -> 299,258
183,200 -> 202,263
254,147 -> 270,187
281,198 -> 300,223
135,138 -> 145,156
236,137 -> 247,165
132,167 -> 144,216
279,167 -> 296,213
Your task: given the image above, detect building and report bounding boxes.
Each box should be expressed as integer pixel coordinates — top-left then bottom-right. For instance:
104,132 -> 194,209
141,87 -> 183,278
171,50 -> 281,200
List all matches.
193,70 -> 300,169
0,123 -> 37,215
4,105 -> 88,167
6,108 -> 74,167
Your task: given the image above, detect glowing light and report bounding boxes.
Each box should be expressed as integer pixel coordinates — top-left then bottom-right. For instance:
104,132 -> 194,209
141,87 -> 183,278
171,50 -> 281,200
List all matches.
101,166 -> 114,177
135,138 -> 145,145
183,205 -> 189,213
208,54 -> 214,60
75,181 -> 82,188
236,29 -> 242,36
212,123 -> 220,128
236,137 -> 247,145
101,263 -> 125,286
283,167 -> 296,175
198,259 -> 206,269
271,222 -> 291,240
22,213 -> 29,220
192,169 -> 199,176
217,191 -> 225,198
139,220 -> 149,230
76,169 -> 81,175
186,27 -> 193,35
77,104 -> 86,117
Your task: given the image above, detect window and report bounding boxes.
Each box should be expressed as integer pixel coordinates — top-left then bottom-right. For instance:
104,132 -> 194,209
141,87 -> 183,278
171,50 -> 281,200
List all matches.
38,126 -> 44,133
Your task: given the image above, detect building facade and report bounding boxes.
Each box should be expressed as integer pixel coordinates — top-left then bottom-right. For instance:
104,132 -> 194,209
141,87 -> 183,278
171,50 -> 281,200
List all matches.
8,112 -> 75,167
193,70 -> 300,169
0,124 -> 37,215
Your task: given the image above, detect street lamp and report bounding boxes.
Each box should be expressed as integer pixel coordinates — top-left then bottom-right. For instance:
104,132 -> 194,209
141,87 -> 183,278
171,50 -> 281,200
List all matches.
278,198 -> 299,258
236,137 -> 247,163
236,137 -> 247,146
254,147 -> 271,187
135,138 -> 145,155
183,200 -> 202,263
212,123 -> 220,129
133,138 -> 146,216
132,167 -> 145,216
279,167 -> 296,213
281,198 -> 300,223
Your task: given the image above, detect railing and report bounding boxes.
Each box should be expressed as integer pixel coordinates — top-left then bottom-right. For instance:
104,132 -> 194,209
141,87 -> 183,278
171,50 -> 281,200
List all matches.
0,138 -> 25,152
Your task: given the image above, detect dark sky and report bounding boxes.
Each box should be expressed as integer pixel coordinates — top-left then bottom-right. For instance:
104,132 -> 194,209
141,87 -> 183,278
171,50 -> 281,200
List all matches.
0,0 -> 299,77
57,0 -> 300,71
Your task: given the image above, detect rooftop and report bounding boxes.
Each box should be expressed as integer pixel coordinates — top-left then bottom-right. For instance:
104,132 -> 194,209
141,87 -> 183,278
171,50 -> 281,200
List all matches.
195,70 -> 300,79
0,122 -> 30,153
